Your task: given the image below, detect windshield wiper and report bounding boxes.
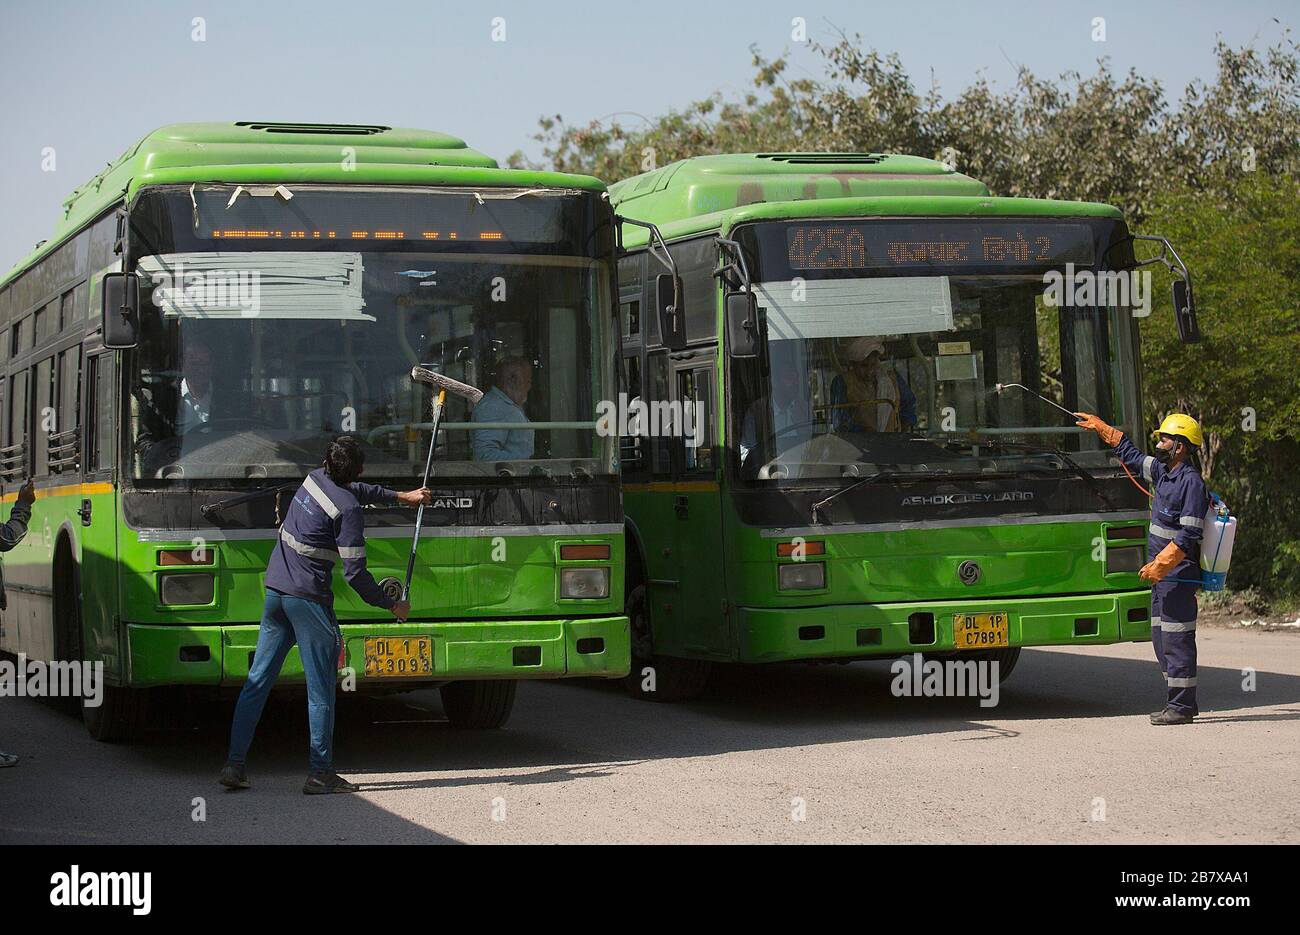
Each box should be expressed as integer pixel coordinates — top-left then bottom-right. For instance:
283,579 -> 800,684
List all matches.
200,482 -> 299,519
973,438 -> 1115,508
810,468 -> 968,524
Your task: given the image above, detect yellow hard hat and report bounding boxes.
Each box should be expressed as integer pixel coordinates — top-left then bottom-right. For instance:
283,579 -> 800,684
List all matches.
1154,413 -> 1203,447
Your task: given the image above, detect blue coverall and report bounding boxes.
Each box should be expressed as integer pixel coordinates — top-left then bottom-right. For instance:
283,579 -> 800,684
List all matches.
1113,435 -> 1210,714
228,469 -> 398,773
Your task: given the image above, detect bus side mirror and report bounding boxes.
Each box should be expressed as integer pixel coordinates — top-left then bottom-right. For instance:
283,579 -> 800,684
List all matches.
655,273 -> 686,351
101,272 -> 140,349
1172,279 -> 1200,344
726,291 -> 763,358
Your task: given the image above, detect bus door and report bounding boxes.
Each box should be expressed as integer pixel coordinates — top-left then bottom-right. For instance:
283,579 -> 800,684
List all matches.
669,354 -> 729,655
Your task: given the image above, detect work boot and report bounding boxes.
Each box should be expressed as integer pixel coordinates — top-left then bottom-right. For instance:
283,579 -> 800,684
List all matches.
303,771 -> 359,795
1149,707 -> 1195,726
219,762 -> 250,789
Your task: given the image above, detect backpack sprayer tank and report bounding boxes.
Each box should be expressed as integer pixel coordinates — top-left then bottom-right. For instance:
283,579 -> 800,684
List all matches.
1199,493 -> 1236,592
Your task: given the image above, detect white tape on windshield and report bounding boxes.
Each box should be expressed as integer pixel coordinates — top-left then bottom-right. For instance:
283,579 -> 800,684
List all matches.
755,276 -> 955,341
138,252 -> 371,322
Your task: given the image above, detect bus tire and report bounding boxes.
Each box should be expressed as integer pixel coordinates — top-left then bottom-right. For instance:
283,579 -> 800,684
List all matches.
622,584 -> 711,702
440,679 -> 516,729
987,647 -> 1019,681
957,646 -> 1022,683
56,545 -> 149,743
82,683 -> 148,743
52,540 -> 84,715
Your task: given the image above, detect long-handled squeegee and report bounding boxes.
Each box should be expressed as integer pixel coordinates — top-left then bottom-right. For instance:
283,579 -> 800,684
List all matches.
403,366 -> 484,601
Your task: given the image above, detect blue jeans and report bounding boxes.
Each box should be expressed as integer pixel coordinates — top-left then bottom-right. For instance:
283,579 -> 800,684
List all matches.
227,589 -> 341,774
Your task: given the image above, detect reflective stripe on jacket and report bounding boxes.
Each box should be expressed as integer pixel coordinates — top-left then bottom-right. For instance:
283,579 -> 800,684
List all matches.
263,468 -> 396,610
1113,435 -> 1210,558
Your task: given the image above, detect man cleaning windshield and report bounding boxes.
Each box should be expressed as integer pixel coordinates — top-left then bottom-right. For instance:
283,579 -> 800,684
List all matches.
1075,411 -> 1209,725
220,437 -> 431,793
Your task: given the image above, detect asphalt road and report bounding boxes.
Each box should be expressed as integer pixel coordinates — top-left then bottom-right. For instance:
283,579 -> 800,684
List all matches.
2,628 -> 1297,844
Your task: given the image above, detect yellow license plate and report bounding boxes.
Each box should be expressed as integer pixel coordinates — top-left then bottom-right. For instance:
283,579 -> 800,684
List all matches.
952,611 -> 1010,649
363,636 -> 433,678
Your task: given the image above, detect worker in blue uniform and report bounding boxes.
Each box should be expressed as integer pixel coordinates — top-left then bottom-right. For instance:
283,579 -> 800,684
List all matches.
1076,411 -> 1209,725
221,437 -> 430,793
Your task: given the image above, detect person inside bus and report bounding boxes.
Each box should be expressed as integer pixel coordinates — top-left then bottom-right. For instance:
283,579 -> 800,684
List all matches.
471,356 -> 535,461
176,342 -> 218,433
830,336 -> 916,433
220,437 -> 430,794
0,479 -> 35,769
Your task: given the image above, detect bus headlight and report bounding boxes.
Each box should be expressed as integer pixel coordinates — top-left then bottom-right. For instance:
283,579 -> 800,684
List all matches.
160,573 -> 215,606
778,563 -> 825,590
560,567 -> 609,599
1105,546 -> 1144,574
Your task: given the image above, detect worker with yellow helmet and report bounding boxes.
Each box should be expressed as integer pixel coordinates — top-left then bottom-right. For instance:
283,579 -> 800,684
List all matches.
1075,410 -> 1209,725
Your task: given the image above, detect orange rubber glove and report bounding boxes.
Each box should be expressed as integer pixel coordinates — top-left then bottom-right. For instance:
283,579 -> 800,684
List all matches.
1139,542 -> 1186,583
1074,412 -> 1122,447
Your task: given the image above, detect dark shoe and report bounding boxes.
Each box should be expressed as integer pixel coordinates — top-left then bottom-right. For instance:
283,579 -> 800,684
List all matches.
0,751 -> 18,768
303,772 -> 359,795
219,763 -> 250,789
1150,707 -> 1195,726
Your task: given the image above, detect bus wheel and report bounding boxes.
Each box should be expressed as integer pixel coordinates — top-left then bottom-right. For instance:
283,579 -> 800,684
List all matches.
991,647 -> 1022,681
53,545 -> 148,742
82,684 -> 148,743
440,679 -> 516,729
957,646 -> 1022,683
622,584 -> 711,703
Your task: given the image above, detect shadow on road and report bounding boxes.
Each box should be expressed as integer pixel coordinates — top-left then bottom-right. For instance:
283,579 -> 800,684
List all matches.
6,644 -> 1296,843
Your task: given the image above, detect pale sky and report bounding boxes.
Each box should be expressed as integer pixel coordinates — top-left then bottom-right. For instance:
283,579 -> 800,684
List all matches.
0,0 -> 1292,265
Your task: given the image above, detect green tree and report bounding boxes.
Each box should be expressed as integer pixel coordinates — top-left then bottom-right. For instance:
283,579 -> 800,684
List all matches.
1140,174 -> 1300,596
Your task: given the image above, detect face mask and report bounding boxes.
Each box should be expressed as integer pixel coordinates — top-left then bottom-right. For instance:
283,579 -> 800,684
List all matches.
1153,437 -> 1180,464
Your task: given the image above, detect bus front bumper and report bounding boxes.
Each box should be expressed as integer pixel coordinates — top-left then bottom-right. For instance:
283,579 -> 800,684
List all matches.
737,590 -> 1152,663
125,616 -> 630,686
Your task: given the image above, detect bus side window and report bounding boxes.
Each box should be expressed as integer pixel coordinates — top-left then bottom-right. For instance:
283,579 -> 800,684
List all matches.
617,252 -> 643,339
619,353 -> 647,478
676,364 -> 715,475
55,346 -> 81,473
646,351 -> 671,478
666,237 -> 718,343
33,357 -> 54,477
5,371 -> 28,483
86,354 -> 116,474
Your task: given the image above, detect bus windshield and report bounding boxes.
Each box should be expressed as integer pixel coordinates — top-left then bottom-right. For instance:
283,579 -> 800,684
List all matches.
730,218 -> 1142,482
125,185 -> 617,483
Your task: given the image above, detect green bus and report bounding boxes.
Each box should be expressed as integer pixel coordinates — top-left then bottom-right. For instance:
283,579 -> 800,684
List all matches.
610,152 -> 1199,700
0,122 -> 629,740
